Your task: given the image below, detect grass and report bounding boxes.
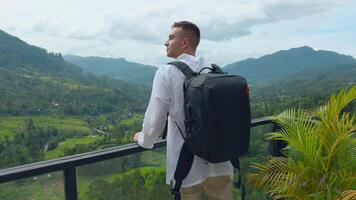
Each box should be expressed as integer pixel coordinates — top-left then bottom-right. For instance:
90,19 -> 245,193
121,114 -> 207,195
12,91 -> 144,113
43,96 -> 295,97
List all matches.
0,150 -> 166,200
76,166 -> 166,200
107,166 -> 165,181
0,114 -> 167,199
141,149 -> 166,167
45,136 -> 101,160
0,167 -> 166,200
76,167 -> 164,198
77,176 -> 92,199
0,172 -> 64,200
0,116 -> 90,139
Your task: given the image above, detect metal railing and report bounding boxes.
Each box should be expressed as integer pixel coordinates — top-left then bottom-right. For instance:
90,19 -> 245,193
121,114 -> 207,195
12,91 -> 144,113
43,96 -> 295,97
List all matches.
0,117 -> 278,200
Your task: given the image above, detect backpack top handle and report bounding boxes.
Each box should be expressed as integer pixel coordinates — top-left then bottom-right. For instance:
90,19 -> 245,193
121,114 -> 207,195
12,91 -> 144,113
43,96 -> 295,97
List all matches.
211,64 -> 225,74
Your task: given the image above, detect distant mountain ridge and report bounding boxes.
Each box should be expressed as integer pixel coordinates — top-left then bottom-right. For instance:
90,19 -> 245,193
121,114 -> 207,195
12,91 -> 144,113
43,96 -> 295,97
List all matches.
0,29 -> 149,116
224,46 -> 356,84
64,55 -> 157,86
1,28 -> 354,117
0,29 -> 81,76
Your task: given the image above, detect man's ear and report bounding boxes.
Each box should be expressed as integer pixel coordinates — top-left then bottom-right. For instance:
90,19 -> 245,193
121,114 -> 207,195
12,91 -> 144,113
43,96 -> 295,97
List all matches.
182,37 -> 190,49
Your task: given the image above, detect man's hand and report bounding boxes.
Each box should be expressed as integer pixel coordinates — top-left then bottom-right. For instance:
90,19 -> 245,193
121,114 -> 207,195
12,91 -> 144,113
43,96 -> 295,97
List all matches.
133,132 -> 140,142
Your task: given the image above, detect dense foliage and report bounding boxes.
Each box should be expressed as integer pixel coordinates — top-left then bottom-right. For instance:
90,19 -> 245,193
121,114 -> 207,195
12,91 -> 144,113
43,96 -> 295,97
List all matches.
84,167 -> 170,200
64,55 -> 156,86
247,86 -> 356,199
250,64 -> 356,118
0,30 -> 81,76
0,68 -> 149,116
0,29 -> 150,117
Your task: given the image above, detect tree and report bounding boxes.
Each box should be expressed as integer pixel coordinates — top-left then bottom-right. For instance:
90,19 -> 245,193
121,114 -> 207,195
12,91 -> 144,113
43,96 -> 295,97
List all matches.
247,86 -> 356,200
85,178 -> 111,200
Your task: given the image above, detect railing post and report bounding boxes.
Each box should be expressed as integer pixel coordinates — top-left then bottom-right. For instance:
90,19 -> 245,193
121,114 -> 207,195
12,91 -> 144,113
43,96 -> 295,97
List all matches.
269,123 -> 287,157
64,167 -> 77,200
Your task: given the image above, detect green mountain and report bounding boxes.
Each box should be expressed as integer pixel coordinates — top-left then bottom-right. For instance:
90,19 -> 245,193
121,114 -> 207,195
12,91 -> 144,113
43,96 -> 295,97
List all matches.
222,46 -> 356,117
0,29 -> 150,116
0,30 -> 81,76
254,64 -> 356,98
250,63 -> 356,117
224,46 -> 356,84
63,55 -> 157,86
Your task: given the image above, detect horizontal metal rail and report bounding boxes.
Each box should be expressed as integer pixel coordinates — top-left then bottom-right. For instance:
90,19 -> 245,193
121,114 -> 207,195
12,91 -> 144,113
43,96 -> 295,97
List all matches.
0,140 -> 167,184
0,116 -> 275,200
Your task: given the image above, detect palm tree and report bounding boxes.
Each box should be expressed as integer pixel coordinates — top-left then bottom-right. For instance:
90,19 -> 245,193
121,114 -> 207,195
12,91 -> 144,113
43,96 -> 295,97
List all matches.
247,86 -> 356,200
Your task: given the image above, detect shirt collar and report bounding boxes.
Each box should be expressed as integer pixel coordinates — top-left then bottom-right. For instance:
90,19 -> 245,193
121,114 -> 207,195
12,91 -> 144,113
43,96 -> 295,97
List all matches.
175,53 -> 207,71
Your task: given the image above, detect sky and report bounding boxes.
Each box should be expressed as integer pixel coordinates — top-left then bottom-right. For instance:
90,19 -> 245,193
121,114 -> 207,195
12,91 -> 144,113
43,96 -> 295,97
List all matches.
1,0 -> 356,67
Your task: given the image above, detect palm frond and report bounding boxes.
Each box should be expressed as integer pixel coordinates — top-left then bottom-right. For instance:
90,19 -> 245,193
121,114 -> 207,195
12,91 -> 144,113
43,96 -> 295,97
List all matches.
338,190 -> 356,200
247,86 -> 356,200
317,86 -> 356,120
247,156 -> 298,199
268,108 -> 321,165
316,86 -> 356,150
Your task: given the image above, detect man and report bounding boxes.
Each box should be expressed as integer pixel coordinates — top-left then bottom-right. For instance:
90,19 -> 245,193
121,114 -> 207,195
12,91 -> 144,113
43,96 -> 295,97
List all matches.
133,21 -> 233,200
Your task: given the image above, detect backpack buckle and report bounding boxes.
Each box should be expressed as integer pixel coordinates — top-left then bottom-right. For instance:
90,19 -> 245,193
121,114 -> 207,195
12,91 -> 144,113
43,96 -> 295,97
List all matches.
170,180 -> 181,198
170,188 -> 180,195
233,180 -> 241,188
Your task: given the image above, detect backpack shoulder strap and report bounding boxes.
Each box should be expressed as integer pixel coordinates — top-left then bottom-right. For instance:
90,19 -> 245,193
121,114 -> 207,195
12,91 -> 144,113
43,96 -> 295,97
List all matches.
168,61 -> 196,79
160,113 -> 169,139
171,143 -> 194,200
231,158 -> 246,200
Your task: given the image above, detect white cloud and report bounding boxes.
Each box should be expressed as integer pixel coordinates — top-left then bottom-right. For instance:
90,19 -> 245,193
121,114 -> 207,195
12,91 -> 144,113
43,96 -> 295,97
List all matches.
0,0 -> 355,66
2,0 -> 344,42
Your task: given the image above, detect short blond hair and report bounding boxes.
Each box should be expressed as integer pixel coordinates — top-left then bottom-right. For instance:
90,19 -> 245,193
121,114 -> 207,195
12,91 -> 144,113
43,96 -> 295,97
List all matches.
172,21 -> 200,49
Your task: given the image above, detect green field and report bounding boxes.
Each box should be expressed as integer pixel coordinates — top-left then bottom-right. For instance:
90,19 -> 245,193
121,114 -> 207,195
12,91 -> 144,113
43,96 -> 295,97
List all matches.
0,116 -> 90,139
0,114 -> 169,199
0,166 -> 166,200
45,136 -> 102,160
77,166 -> 166,200
106,166 -> 165,181
0,171 -> 65,200
141,149 -> 166,167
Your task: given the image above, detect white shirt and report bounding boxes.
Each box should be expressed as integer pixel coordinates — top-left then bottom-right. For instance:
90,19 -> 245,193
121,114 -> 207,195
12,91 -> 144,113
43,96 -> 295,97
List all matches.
138,53 -> 233,187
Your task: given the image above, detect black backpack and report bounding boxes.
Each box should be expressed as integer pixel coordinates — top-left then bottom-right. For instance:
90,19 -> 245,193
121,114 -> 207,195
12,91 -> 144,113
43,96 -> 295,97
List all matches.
166,61 -> 251,200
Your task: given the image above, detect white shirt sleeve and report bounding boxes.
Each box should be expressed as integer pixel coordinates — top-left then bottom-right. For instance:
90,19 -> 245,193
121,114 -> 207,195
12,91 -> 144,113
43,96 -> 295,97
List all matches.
138,67 -> 171,149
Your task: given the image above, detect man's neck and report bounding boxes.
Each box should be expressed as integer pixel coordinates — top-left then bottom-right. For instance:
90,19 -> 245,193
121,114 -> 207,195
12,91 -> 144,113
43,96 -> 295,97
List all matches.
178,51 -> 195,58
185,50 -> 195,57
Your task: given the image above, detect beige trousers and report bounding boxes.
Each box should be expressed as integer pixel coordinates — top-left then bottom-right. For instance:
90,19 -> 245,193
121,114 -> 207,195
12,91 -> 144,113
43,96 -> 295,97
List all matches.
180,176 -> 233,200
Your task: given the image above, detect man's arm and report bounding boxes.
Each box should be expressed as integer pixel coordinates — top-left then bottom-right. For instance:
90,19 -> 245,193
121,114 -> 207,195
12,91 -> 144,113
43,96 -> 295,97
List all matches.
133,67 -> 171,148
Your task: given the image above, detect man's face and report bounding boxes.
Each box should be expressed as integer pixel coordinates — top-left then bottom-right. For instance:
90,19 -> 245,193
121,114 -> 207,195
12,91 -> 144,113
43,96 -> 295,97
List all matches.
164,27 -> 184,58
